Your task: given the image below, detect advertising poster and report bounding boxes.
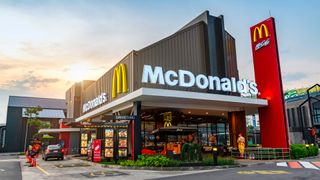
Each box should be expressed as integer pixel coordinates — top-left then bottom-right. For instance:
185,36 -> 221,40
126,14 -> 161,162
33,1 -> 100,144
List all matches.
93,139 -> 101,162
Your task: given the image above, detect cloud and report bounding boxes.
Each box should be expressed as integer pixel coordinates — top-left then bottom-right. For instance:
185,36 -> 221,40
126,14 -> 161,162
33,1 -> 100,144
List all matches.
283,72 -> 308,82
1,71 -> 61,90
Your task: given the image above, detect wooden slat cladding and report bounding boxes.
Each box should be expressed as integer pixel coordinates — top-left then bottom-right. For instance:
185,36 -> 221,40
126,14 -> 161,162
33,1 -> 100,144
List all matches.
80,53 -> 134,116
133,22 -> 209,93
225,32 -> 239,79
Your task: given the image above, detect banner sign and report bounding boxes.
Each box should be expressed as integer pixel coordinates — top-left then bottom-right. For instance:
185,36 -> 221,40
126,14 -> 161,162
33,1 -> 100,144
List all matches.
250,17 -> 289,148
93,139 -> 101,162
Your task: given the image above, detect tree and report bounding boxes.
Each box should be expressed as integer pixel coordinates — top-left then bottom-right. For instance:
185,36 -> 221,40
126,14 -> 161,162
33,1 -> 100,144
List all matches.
23,106 -> 50,150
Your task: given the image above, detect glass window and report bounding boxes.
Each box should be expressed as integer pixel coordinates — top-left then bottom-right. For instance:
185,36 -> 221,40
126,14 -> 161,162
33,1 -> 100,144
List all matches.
198,123 -> 207,145
141,121 -> 155,148
208,123 -> 217,146
217,123 -> 226,146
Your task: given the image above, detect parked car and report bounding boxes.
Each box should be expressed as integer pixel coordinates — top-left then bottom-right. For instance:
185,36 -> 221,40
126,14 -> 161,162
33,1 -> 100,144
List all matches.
42,144 -> 64,161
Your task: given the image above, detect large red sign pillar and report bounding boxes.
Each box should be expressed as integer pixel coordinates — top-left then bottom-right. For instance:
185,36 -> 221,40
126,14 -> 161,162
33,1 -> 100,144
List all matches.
250,18 -> 289,148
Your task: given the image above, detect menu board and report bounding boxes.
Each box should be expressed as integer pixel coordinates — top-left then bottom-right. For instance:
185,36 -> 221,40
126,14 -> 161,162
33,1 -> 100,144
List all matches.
119,149 -> 127,157
118,129 -> 128,157
81,133 -> 88,155
105,129 -> 114,137
105,138 -> 113,147
105,149 -> 114,158
105,128 -> 114,158
119,139 -> 127,148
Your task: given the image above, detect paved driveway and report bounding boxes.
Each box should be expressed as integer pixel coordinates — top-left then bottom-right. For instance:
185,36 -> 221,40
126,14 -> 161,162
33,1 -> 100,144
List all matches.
20,156 -> 220,180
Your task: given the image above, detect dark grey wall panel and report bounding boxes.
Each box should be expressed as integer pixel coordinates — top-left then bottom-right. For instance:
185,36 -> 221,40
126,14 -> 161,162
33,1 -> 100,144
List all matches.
5,107 -> 23,152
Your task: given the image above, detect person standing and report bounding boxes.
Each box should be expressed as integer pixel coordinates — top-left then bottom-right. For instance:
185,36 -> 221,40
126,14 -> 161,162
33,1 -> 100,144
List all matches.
237,133 -> 246,158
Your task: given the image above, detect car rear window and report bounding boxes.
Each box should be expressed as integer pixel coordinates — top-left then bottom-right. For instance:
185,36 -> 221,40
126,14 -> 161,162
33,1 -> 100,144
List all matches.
48,145 -> 61,150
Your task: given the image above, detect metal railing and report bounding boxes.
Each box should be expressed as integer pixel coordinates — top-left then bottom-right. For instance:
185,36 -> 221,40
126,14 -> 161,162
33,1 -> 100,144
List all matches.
231,147 -> 291,160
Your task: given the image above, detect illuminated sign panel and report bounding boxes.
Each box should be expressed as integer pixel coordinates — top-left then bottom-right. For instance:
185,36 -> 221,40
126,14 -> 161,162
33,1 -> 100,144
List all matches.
250,18 -> 289,148
163,112 -> 172,127
141,64 -> 258,95
112,63 -> 128,98
253,24 -> 270,51
82,92 -> 107,113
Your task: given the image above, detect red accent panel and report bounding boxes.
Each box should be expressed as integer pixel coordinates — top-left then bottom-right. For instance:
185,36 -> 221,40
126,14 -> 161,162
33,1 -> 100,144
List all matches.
250,18 -> 289,148
59,132 -> 70,155
59,122 -> 70,155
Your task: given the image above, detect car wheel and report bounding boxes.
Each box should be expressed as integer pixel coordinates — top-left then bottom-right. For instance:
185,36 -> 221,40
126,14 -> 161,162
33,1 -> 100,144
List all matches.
61,157 -> 64,160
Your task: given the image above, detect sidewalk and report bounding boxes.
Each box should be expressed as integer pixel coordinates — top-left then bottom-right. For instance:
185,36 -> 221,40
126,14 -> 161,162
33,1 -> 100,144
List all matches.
0,152 -> 20,156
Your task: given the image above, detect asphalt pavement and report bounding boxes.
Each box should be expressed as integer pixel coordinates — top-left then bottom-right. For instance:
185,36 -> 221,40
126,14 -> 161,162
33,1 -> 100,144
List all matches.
1,152 -> 320,180
0,154 -> 22,180
152,163 -> 320,180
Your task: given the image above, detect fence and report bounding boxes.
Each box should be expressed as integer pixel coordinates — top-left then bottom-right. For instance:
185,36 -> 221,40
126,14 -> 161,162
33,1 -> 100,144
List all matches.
231,147 -> 291,160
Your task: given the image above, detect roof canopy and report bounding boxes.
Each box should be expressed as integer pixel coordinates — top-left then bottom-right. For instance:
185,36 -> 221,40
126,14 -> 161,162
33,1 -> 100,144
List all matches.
8,96 -> 66,109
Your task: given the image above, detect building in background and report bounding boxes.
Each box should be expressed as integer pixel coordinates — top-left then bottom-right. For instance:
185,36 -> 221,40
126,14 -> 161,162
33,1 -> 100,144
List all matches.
4,96 -> 66,152
285,84 -> 320,144
0,123 -> 6,152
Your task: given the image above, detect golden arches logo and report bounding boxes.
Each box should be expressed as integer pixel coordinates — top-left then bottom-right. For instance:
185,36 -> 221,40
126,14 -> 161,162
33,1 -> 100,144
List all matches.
253,24 -> 270,42
112,63 -> 128,98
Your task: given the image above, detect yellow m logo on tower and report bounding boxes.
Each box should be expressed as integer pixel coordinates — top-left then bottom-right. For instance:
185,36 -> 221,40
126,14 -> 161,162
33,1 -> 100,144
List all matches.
112,63 -> 128,98
253,24 -> 270,42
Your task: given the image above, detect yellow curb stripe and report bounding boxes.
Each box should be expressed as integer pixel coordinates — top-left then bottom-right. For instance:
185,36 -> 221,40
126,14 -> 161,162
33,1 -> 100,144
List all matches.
36,165 -> 50,175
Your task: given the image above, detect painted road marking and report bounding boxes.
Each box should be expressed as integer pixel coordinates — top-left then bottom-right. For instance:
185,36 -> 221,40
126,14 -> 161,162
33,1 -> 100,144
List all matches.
288,161 -> 303,169
299,161 -> 319,170
276,162 -> 287,167
238,170 -> 290,175
0,159 -> 20,162
0,169 -> 5,172
36,165 -> 50,175
277,161 -> 320,170
312,162 -> 320,167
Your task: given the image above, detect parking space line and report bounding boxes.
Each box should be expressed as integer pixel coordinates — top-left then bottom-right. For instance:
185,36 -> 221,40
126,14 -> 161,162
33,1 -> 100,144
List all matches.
37,165 -> 50,175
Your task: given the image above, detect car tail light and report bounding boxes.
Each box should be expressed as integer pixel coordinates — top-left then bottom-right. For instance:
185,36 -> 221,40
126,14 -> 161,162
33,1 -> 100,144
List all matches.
61,149 -> 64,153
46,149 -> 51,153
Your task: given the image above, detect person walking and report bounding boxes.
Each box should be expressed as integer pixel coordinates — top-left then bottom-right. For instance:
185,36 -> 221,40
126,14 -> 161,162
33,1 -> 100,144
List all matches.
27,145 -> 37,167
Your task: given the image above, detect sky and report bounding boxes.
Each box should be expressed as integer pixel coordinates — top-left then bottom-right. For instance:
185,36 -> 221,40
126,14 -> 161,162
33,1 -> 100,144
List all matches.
0,0 -> 320,124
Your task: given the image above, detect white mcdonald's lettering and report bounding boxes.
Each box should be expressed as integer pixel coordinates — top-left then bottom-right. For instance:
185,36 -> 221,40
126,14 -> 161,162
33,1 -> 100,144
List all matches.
141,65 -> 258,95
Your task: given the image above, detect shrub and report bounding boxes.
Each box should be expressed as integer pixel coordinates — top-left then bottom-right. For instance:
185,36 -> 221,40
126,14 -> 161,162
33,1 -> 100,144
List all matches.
290,144 -> 318,159
307,145 -> 319,156
120,155 -> 170,167
202,156 -> 235,166
248,144 -> 260,147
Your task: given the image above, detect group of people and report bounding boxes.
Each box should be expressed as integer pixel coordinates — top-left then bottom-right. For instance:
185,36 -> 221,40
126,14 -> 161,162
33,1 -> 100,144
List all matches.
25,142 -> 41,167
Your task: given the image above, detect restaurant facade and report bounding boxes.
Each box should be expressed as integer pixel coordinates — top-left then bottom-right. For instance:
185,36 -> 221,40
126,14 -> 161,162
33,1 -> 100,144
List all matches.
62,11 -> 288,161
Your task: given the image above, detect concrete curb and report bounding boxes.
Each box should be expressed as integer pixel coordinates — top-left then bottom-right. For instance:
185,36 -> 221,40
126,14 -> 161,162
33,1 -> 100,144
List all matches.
69,156 -> 276,171
101,164 -> 246,171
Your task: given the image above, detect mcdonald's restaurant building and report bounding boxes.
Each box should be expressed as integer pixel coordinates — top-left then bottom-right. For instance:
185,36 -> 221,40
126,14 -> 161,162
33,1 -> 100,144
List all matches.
64,11 -> 270,160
